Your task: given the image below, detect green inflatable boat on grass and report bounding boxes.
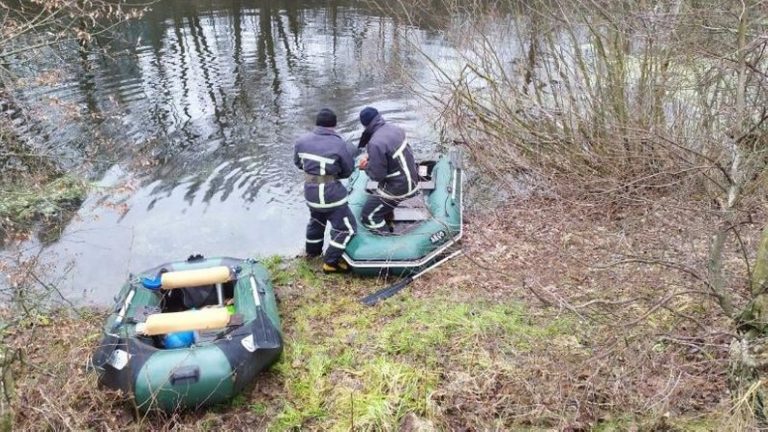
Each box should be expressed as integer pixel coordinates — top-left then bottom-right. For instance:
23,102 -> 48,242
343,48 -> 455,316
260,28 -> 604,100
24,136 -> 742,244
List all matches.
90,255 -> 282,412
343,149 -> 464,276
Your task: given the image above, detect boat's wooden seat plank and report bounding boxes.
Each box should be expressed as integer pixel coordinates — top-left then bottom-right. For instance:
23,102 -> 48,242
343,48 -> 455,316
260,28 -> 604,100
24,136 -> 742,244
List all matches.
365,180 -> 436,193
393,207 -> 431,221
398,195 -> 427,209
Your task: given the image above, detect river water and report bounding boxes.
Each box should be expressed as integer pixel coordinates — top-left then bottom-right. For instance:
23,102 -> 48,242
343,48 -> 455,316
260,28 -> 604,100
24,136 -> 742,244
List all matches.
1,0 -> 456,304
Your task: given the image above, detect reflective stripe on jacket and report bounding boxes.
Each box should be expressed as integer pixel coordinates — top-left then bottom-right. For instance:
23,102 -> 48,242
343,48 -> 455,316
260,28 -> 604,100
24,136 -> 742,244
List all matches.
362,115 -> 419,198
294,127 -> 354,211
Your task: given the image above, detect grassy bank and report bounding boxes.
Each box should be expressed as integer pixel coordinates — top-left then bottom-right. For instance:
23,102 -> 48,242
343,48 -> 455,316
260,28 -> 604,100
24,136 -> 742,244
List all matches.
266,258 -> 575,430
6,201 -> 731,431
6,257 -> 580,430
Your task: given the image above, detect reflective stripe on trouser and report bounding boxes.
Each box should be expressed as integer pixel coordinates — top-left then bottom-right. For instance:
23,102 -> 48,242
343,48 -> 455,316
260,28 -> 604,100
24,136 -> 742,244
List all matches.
306,212 -> 327,256
325,206 -> 356,264
308,206 -> 357,264
361,194 -> 400,230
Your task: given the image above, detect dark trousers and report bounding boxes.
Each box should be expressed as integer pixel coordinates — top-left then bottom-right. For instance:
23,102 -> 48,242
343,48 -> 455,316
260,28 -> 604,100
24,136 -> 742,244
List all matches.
361,194 -> 401,230
306,205 -> 357,264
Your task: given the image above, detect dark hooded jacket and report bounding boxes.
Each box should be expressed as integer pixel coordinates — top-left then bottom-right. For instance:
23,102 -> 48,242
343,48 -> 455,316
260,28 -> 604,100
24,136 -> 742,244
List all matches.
360,115 -> 419,198
294,127 -> 355,212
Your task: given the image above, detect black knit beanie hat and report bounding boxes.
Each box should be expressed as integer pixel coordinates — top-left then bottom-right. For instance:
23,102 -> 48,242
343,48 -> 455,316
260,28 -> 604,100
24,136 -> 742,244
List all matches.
316,108 -> 337,127
359,107 -> 379,127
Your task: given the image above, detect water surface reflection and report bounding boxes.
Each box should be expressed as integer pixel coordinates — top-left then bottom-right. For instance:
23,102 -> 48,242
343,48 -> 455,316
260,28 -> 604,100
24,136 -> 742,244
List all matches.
2,0 -> 448,304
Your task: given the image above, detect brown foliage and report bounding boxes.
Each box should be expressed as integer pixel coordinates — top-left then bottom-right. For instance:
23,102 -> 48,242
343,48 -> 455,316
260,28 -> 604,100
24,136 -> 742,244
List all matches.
0,0 -> 145,63
418,193 -> 737,428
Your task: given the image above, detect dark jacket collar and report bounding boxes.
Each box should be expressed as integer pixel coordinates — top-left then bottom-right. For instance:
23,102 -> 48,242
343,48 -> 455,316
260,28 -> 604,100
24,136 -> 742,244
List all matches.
359,115 -> 385,148
363,115 -> 385,134
313,126 -> 339,136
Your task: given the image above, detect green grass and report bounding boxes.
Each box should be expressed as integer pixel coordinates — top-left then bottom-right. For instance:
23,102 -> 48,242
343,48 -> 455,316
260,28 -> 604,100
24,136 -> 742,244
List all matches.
261,258 -> 576,431
229,394 -> 248,408
250,402 -> 267,415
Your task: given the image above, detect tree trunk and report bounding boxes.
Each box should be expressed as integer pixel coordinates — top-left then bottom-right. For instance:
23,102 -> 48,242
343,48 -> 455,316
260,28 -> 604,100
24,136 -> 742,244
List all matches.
732,223 -> 768,427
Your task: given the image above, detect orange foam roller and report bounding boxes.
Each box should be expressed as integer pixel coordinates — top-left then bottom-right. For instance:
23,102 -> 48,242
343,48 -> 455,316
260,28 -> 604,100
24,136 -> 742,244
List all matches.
160,266 -> 231,289
136,308 -> 231,336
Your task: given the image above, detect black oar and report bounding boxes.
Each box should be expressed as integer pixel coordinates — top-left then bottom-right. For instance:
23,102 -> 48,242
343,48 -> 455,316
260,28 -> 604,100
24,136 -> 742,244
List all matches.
360,249 -> 463,306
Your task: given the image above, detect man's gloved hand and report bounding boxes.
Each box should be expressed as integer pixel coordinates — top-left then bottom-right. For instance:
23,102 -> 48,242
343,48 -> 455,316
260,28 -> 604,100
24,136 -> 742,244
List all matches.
358,154 -> 369,169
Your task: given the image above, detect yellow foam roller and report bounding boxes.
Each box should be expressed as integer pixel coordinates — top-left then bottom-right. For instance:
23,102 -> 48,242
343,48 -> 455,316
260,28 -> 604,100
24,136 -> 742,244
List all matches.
136,308 -> 231,336
160,266 -> 231,289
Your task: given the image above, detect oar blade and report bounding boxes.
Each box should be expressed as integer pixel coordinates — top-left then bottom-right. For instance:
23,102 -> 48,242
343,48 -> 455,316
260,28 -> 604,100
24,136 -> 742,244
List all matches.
359,249 -> 464,306
360,277 -> 412,306
89,334 -> 120,371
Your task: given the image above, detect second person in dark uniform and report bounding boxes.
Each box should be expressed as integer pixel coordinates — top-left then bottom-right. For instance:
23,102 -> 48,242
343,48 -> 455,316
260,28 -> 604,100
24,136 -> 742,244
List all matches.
294,108 -> 357,273
357,106 -> 420,233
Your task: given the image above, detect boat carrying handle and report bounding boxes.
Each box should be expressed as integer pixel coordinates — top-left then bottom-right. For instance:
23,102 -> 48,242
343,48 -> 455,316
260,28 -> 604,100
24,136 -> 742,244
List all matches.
170,365 -> 200,386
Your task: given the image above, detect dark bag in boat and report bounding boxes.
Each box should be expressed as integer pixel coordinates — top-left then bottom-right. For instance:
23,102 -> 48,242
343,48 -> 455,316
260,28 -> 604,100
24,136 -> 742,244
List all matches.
182,284 -> 218,309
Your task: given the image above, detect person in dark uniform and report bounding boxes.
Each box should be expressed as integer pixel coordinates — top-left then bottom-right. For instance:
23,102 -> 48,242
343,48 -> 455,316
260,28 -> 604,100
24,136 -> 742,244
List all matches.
357,107 -> 420,233
294,108 -> 357,273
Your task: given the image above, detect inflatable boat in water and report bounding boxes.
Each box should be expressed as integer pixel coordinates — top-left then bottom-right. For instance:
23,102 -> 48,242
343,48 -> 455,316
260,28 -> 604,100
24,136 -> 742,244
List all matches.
343,149 -> 463,276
